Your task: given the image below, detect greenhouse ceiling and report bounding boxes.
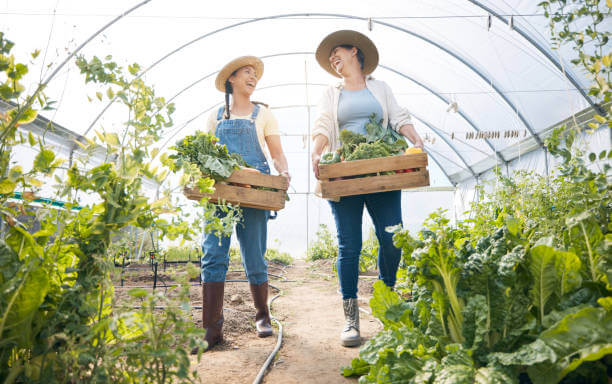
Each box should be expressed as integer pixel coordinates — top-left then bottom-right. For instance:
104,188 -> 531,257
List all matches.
4,0 -> 610,187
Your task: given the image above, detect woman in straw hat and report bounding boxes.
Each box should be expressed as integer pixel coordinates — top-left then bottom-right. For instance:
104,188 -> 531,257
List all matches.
311,30 -> 424,347
195,56 -> 290,352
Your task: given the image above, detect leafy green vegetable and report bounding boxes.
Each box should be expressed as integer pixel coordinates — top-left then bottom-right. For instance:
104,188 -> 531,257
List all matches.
492,307 -> 612,384
335,114 -> 408,162
320,151 -> 341,164
170,131 -> 248,180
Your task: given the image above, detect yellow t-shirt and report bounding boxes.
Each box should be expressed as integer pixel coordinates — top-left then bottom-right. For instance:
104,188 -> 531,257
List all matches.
206,105 -> 280,157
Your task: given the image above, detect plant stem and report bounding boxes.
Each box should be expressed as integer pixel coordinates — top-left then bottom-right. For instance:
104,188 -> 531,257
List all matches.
579,222 -> 597,281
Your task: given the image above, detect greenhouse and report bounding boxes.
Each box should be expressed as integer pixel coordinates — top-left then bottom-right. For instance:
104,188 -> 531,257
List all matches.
1,0 -> 610,383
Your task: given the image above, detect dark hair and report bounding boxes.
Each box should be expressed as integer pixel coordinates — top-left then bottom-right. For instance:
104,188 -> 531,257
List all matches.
336,44 -> 364,70
223,69 -> 238,120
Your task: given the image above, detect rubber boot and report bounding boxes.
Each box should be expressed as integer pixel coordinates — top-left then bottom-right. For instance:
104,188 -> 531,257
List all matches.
191,281 -> 224,354
249,281 -> 273,337
340,298 -> 360,347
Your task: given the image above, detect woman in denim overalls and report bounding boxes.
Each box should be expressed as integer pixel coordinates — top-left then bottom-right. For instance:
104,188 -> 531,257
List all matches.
196,56 -> 290,352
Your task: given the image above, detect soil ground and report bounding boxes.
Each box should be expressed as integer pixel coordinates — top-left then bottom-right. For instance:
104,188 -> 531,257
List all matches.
112,259 -> 382,384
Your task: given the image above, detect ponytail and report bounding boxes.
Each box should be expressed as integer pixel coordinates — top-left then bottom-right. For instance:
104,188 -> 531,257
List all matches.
224,79 -> 232,120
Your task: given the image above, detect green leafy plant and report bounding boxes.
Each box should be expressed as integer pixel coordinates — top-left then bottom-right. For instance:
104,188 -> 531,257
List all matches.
170,130 -> 247,181
307,224 -> 338,262
265,248 -> 293,266
0,37 -> 227,383
343,138 -> 610,382
359,228 -> 379,273
164,245 -> 200,262
320,114 -> 408,164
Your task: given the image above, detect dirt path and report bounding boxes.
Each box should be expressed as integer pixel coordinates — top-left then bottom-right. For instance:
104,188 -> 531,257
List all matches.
193,260 -> 382,383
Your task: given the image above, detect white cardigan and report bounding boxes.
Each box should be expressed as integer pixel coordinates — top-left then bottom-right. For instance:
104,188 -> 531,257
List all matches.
312,78 -> 413,152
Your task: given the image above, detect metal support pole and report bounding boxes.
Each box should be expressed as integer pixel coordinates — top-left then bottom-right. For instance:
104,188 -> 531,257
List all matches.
153,262 -> 158,290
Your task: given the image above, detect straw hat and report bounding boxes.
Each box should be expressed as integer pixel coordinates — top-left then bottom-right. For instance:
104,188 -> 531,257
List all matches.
215,56 -> 264,92
315,30 -> 379,78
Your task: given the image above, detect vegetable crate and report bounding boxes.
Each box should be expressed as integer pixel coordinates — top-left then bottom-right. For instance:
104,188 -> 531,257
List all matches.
318,153 -> 429,198
184,168 -> 289,211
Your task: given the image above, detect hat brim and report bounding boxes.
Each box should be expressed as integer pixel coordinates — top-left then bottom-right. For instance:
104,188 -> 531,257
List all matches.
315,30 -> 379,78
215,56 -> 264,92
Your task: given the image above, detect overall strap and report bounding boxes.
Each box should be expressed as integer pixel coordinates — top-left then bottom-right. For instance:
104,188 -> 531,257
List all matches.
250,103 -> 260,120
216,105 -> 225,121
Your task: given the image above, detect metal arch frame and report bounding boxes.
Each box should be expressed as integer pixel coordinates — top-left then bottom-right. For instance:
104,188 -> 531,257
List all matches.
82,12 -> 543,148
41,0 -> 151,88
379,64 -> 506,163
466,0 -> 603,115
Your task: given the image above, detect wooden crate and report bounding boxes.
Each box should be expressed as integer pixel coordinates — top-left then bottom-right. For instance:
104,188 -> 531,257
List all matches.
318,153 -> 430,198
184,168 -> 289,211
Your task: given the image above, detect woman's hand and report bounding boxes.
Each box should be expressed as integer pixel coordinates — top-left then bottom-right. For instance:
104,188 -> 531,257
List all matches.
280,170 -> 291,183
311,134 -> 329,180
399,124 -> 425,150
312,152 -> 322,179
266,135 -> 290,182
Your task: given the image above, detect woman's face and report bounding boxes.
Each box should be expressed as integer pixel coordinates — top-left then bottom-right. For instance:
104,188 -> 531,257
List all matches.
229,65 -> 258,95
329,46 -> 357,76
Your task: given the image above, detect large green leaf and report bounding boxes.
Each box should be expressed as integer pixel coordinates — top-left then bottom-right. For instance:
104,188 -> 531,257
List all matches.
369,280 -> 412,328
462,294 -> 488,352
554,250 -> 581,296
492,307 -> 612,384
33,148 -> 55,174
434,364 -> 474,384
527,307 -> 612,383
474,366 -> 517,384
341,357 -> 370,377
197,154 -> 236,179
0,178 -> 16,194
1,261 -> 49,346
529,245 -> 560,322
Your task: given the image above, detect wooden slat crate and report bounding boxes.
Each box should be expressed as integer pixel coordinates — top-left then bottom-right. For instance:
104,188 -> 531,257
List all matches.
184,168 -> 289,211
318,153 -> 430,198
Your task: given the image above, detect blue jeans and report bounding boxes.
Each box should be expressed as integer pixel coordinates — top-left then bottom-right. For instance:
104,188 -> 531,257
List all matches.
201,207 -> 270,285
329,190 -> 402,299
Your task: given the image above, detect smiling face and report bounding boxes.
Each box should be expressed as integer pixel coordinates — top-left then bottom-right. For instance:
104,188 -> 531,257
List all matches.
329,45 -> 358,77
228,65 -> 258,95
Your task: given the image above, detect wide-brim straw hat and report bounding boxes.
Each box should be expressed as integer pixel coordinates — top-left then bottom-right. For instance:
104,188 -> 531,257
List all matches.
215,56 -> 264,92
315,30 -> 379,78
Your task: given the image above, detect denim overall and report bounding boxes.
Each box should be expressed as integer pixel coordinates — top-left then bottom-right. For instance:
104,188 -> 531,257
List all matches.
201,104 -> 270,285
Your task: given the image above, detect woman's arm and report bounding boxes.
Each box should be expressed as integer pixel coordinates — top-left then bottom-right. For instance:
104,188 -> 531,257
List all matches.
311,134 -> 329,179
398,124 -> 424,149
311,87 -> 335,179
265,135 -> 291,182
